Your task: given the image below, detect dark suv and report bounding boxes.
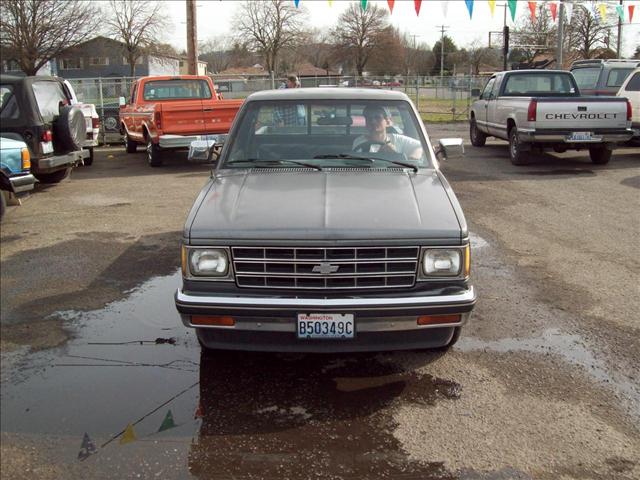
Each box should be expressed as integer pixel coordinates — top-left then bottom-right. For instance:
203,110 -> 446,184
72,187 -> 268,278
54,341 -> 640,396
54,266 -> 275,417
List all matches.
570,59 -> 640,96
0,75 -> 88,183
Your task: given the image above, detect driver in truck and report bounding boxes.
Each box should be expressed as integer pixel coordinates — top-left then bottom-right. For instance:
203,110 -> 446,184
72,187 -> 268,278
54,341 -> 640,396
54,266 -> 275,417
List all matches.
353,105 -> 423,160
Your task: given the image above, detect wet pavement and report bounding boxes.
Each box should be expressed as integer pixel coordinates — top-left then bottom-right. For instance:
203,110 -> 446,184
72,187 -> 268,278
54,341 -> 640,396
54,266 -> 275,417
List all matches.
1,272 -> 464,479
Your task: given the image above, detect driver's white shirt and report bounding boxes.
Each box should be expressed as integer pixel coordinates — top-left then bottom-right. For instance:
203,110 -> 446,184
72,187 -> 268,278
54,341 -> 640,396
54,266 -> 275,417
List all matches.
352,133 -> 422,157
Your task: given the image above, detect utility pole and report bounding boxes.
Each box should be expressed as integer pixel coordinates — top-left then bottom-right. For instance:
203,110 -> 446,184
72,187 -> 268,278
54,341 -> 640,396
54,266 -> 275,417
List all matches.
616,0 -> 623,57
186,0 -> 198,75
437,25 -> 448,78
502,3 -> 509,71
556,0 -> 564,68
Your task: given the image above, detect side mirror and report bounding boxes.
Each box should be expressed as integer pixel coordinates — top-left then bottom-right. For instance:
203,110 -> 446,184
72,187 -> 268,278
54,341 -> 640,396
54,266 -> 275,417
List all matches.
471,88 -> 481,97
436,138 -> 464,161
188,135 -> 227,164
119,96 -> 127,107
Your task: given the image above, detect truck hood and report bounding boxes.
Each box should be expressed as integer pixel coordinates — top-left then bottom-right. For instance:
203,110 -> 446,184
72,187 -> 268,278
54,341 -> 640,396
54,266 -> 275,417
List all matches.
188,169 -> 463,241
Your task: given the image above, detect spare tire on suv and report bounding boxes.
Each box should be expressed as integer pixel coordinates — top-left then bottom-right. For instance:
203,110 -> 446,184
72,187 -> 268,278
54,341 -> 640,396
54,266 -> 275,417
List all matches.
53,105 -> 85,153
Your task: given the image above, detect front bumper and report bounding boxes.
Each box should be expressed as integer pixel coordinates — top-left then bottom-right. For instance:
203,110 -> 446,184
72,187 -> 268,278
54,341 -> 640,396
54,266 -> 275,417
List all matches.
9,173 -> 36,193
518,128 -> 634,145
175,287 -> 476,352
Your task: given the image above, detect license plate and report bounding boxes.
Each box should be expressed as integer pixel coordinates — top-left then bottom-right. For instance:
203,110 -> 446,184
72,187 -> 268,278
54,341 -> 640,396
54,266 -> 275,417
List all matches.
297,313 -> 354,339
566,132 -> 594,142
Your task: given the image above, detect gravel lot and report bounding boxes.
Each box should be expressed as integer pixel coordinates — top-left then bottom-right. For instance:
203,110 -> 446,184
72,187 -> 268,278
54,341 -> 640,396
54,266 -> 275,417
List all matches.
1,124 -> 639,479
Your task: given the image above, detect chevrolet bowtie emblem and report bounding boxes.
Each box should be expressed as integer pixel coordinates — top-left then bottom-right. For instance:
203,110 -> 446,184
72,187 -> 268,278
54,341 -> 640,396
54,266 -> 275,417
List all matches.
312,263 -> 339,274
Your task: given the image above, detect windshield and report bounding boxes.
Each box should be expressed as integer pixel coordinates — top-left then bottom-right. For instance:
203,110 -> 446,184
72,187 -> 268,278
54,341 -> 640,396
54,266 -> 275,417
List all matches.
571,67 -> 601,90
142,79 -> 212,101
221,100 -> 431,169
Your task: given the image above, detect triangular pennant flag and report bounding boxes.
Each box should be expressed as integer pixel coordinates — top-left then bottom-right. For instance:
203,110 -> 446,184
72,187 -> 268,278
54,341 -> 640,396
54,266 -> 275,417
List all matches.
294,0 -> 299,7
361,0 -> 367,11
387,0 -> 394,14
508,0 -> 517,21
550,2 -> 558,22
489,0 -> 496,17
598,3 -> 607,20
194,402 -> 204,419
78,432 -> 97,461
529,1 -> 537,23
158,410 -> 177,432
629,5 -> 635,23
465,0 -> 474,19
414,0 -> 422,16
119,423 -> 137,445
441,1 -> 449,17
615,5 -> 624,21
564,2 -> 573,21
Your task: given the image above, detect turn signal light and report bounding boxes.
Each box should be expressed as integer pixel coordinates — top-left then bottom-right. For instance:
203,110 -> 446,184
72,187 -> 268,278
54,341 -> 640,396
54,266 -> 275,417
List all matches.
21,147 -> 31,169
627,100 -> 632,122
41,130 -> 53,142
191,315 -> 235,326
154,111 -> 162,129
92,117 -> 100,129
417,314 -> 461,325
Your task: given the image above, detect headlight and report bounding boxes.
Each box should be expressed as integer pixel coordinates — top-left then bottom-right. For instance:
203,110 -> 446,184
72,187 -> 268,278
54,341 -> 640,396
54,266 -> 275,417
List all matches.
189,249 -> 229,276
422,249 -> 462,276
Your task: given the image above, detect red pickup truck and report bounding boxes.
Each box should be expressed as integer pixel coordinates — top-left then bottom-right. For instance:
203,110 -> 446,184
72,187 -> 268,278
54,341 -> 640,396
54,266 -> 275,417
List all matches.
119,75 -> 243,166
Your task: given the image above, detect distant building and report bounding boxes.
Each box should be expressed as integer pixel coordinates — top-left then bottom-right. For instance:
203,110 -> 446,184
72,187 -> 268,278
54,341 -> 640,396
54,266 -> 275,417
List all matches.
178,59 -> 208,76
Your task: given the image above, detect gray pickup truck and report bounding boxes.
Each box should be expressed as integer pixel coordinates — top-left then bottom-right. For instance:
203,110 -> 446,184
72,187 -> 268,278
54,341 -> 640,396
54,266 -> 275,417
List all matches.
469,70 -> 633,165
175,89 -> 476,353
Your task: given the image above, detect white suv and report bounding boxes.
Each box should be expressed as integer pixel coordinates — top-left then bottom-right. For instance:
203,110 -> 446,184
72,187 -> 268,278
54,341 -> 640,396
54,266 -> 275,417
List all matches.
617,67 -> 640,142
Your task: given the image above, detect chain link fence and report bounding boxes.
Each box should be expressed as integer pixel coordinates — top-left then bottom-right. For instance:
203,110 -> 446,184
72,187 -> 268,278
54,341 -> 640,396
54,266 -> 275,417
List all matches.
68,75 -> 490,144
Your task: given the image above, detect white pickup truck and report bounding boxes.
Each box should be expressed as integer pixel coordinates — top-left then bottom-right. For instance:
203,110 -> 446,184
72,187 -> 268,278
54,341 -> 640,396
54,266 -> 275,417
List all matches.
469,70 -> 633,165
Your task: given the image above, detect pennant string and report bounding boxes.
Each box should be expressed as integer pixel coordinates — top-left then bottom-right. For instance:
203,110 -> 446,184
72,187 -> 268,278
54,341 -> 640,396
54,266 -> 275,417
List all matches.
100,382 -> 199,448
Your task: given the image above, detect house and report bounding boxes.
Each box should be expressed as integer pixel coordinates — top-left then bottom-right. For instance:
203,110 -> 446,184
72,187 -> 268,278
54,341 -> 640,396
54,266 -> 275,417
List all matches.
51,36 -> 182,78
178,59 -> 208,76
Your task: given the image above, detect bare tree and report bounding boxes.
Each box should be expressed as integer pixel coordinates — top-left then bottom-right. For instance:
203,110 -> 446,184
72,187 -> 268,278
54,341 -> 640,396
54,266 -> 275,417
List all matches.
463,40 -> 500,75
106,0 -> 170,76
200,36 -> 235,74
0,0 -> 102,75
511,3 -> 556,64
232,0 -> 307,75
332,3 -> 391,76
566,4 -> 617,59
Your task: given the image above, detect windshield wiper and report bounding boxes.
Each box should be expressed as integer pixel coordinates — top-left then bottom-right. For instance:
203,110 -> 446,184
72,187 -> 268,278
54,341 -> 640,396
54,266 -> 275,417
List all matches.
225,159 -> 323,171
313,153 -> 418,173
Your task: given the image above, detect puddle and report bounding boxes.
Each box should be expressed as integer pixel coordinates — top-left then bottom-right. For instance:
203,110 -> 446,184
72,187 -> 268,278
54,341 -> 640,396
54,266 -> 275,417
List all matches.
1,272 -> 463,479
458,328 -> 640,419
470,231 -> 489,249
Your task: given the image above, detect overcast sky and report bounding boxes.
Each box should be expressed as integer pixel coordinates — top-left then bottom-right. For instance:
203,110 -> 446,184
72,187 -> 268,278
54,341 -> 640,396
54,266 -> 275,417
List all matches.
163,0 -> 639,57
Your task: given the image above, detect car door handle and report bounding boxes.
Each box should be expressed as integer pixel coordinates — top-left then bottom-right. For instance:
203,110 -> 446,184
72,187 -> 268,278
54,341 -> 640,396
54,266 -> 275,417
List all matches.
203,108 -> 213,112
484,104 -> 488,108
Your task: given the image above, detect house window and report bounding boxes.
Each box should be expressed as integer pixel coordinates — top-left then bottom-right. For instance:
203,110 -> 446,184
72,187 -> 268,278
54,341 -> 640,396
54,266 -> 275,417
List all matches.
89,57 -> 109,66
60,58 -> 83,70
3,60 -> 21,71
122,56 -> 144,65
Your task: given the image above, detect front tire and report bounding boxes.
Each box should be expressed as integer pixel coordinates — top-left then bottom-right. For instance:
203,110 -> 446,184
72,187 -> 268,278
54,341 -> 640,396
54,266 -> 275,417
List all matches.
470,118 -> 487,147
147,139 -> 163,167
589,147 -> 612,165
509,128 -> 530,166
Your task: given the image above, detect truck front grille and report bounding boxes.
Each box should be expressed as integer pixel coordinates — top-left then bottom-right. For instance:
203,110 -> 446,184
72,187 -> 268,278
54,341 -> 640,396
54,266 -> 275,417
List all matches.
231,246 -> 419,290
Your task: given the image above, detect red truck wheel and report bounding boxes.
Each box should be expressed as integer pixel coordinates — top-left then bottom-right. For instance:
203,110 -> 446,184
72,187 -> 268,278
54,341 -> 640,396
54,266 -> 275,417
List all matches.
147,140 -> 163,167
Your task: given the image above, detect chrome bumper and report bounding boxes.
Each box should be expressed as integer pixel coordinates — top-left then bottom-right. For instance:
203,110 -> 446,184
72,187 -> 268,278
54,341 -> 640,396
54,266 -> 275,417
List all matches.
518,129 -> 634,144
175,286 -> 476,332
9,174 -> 36,193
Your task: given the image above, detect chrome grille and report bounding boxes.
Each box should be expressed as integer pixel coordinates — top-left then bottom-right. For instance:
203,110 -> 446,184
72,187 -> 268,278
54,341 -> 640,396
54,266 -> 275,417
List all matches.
232,246 -> 419,289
